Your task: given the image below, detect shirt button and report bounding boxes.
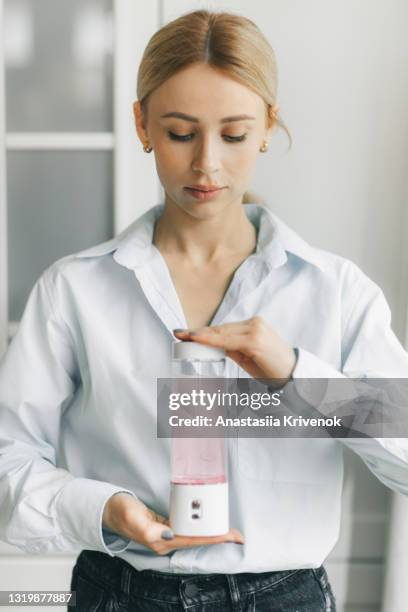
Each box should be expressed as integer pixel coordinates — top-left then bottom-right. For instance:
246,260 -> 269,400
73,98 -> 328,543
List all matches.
184,582 -> 199,597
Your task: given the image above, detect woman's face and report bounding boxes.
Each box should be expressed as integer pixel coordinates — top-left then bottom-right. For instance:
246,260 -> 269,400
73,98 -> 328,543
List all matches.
134,63 -> 274,219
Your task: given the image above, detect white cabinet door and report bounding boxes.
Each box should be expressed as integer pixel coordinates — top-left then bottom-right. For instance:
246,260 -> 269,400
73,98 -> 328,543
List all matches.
0,0 -> 159,600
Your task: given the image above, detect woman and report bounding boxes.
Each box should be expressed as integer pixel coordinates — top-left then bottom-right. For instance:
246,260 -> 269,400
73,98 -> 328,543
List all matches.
1,9 -> 408,612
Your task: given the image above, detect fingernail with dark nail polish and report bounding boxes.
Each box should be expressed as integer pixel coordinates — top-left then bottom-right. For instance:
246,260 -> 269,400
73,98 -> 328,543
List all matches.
161,529 -> 174,540
173,329 -> 187,334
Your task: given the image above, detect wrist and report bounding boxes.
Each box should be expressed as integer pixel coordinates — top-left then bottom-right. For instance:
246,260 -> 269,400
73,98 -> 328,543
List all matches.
102,492 -> 133,531
274,347 -> 298,381
266,348 -> 298,390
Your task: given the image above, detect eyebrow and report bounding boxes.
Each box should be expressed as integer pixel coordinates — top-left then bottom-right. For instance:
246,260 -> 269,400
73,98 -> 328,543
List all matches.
160,112 -> 256,123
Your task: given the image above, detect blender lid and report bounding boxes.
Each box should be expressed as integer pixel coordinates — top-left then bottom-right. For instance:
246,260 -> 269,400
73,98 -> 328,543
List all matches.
173,341 -> 226,361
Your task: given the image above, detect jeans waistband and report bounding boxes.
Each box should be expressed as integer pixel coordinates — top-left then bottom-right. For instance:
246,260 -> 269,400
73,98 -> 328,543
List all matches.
75,550 -> 313,606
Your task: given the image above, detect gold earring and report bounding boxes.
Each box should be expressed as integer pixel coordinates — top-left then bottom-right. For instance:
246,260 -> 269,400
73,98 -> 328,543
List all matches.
259,140 -> 269,153
143,142 -> 153,153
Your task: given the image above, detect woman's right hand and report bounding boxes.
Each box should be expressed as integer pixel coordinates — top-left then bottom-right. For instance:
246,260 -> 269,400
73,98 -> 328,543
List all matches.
102,493 -> 244,555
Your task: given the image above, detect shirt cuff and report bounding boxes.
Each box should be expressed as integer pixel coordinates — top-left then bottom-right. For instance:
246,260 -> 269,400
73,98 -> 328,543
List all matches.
289,348 -> 370,422
55,478 -> 136,556
291,347 -> 344,379
100,491 -> 137,555
265,347 -> 299,392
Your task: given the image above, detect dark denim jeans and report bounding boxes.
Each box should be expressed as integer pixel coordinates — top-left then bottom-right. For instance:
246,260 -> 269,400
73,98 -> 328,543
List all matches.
69,550 -> 337,611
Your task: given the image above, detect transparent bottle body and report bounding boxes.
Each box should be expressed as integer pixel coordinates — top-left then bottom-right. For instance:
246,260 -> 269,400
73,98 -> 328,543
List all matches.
170,357 -> 227,486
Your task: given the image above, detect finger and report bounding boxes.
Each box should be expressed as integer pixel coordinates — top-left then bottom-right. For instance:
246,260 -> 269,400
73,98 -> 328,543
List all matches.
151,511 -> 170,526
173,323 -> 251,338
143,520 -> 174,544
167,528 -> 244,550
187,330 -> 254,355
173,329 -> 191,338
191,322 -> 251,336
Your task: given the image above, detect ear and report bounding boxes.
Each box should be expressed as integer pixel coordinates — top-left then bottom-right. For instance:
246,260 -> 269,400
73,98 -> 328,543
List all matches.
264,103 -> 279,140
133,101 -> 149,146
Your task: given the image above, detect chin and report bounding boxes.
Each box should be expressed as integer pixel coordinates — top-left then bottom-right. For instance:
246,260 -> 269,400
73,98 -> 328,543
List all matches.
183,204 -> 220,219
171,196 -> 220,214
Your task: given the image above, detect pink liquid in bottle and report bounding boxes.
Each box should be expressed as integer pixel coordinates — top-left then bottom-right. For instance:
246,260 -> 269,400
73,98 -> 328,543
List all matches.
171,437 -> 227,485
169,341 -> 229,535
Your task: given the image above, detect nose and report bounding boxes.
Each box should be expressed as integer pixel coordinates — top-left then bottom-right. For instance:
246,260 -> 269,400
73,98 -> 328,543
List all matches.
191,135 -> 220,175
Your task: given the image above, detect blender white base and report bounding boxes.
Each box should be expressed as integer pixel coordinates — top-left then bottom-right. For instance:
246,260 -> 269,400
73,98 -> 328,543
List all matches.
170,482 -> 229,536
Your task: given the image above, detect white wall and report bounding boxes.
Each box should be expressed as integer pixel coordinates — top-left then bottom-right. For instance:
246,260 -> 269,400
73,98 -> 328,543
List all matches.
162,0 -> 408,341
163,2 -> 408,610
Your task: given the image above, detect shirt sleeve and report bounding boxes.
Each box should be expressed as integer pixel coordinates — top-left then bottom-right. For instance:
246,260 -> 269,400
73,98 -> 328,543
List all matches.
290,262 -> 408,496
0,268 -> 135,555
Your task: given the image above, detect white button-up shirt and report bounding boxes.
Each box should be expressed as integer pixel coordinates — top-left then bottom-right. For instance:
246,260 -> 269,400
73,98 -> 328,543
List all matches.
1,203 -> 408,574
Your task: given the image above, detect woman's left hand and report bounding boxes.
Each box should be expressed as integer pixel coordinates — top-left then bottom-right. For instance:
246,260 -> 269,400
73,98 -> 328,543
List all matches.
173,316 -> 297,384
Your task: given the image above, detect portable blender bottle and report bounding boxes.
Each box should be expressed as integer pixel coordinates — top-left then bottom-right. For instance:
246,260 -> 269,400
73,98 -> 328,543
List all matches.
169,341 -> 229,536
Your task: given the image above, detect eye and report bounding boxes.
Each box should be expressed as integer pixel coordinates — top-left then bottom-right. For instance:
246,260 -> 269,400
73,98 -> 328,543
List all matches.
167,131 -> 248,143
168,131 -> 194,141
223,134 -> 247,143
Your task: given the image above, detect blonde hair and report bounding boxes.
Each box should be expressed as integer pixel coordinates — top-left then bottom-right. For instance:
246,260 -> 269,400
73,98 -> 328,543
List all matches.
137,9 -> 292,204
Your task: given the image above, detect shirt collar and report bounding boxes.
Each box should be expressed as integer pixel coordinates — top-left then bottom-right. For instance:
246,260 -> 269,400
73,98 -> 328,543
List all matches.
74,203 -> 326,272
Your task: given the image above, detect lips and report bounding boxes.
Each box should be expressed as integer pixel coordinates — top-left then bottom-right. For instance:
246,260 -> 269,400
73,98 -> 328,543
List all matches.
185,185 -> 225,192
184,186 -> 225,201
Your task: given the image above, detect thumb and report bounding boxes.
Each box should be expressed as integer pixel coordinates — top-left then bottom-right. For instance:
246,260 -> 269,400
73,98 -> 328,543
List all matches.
224,528 -> 245,544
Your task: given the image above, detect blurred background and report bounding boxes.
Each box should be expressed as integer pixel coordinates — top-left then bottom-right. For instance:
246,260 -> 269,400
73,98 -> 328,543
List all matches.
1,1 -> 408,611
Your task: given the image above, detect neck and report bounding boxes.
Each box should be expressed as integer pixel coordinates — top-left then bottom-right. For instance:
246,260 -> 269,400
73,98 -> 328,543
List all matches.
153,197 -> 257,266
